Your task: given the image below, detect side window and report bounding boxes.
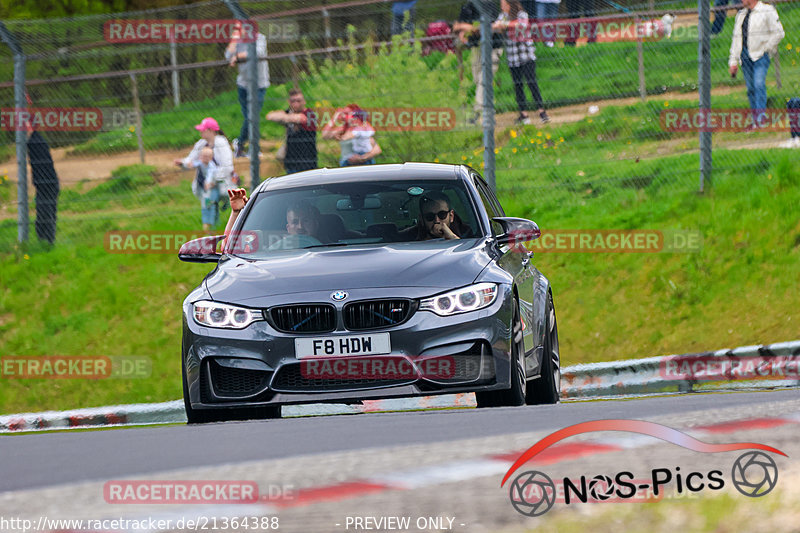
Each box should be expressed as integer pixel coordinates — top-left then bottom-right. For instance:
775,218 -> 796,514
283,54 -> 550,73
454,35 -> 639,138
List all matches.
474,176 -> 504,236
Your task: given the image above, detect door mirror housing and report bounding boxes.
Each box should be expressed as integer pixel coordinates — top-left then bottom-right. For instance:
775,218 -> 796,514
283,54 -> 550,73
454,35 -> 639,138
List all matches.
493,217 -> 541,246
178,235 -> 225,263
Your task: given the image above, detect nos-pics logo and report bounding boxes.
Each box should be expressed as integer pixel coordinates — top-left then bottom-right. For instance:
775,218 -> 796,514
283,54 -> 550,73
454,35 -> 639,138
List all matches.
502,420 -> 784,517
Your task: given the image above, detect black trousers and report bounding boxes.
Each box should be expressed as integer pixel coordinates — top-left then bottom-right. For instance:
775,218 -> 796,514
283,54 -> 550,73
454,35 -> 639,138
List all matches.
509,60 -> 544,113
35,189 -> 58,244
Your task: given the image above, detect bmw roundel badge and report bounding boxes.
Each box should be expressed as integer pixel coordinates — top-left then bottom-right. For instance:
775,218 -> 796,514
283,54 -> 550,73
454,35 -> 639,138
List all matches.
331,290 -> 348,302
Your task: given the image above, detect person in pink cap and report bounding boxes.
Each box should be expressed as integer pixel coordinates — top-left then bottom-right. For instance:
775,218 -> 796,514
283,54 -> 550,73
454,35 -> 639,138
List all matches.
174,117 -> 236,210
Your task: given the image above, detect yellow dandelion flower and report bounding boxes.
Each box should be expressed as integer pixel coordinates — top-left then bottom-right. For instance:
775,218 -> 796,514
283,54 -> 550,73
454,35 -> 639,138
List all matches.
494,148 -> 500,154
128,126 -> 135,133
545,133 -> 551,140
23,254 -> 29,260
588,118 -> 593,123
787,44 -> 793,50
462,155 -> 468,161
664,101 -> 670,107
530,139 -> 535,144
480,161 -> 485,169
434,158 -> 440,162
559,137 -> 565,143
510,130 -> 517,138
512,147 -> 517,153
536,131 -> 542,137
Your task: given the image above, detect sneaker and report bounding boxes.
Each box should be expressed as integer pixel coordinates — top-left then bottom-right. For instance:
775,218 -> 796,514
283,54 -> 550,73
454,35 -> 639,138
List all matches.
778,137 -> 800,148
539,111 -> 550,124
515,113 -> 529,125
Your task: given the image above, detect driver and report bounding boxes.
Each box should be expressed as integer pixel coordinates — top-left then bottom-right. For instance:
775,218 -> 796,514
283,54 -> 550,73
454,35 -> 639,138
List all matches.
417,192 -> 461,240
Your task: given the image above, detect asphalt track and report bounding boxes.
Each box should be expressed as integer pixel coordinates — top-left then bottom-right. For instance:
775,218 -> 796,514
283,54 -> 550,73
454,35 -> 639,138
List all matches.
2,389 -> 798,494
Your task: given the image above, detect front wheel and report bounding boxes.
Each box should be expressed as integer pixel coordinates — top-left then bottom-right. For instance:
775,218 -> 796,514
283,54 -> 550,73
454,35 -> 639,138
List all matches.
526,292 -> 560,405
476,301 -> 526,407
183,360 -> 281,424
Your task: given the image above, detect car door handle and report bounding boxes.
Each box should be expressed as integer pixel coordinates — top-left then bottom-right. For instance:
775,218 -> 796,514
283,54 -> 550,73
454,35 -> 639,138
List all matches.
521,251 -> 532,267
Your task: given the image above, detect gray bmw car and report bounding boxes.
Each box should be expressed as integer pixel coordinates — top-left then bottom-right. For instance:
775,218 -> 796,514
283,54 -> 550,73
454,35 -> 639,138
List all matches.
179,163 -> 560,423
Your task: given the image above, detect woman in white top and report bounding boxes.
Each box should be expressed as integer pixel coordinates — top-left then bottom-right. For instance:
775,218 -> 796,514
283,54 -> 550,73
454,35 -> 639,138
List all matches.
174,117 -> 236,194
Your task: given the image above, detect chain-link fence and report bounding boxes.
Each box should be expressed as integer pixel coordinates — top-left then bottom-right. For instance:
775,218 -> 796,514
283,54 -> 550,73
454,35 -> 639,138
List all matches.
1,0 -> 798,250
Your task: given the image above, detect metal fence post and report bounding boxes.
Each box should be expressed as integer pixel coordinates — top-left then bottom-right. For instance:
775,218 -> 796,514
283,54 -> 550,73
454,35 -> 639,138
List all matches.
129,73 -> 146,164
698,0 -> 712,192
476,0 -> 496,193
170,38 -> 181,108
635,15 -> 647,101
0,21 -> 29,243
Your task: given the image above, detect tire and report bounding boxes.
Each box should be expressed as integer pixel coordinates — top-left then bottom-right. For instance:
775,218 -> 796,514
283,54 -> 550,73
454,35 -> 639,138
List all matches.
183,359 -> 281,424
476,301 -> 526,407
526,292 -> 560,405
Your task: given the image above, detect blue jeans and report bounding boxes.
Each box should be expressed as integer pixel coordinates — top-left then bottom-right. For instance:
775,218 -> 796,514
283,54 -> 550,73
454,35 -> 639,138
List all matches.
741,52 -> 770,125
711,0 -> 730,35
536,2 -> 559,20
237,85 -> 266,145
391,8 -> 415,35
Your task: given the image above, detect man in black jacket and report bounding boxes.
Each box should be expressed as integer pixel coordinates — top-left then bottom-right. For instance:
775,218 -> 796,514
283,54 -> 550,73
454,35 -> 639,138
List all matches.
27,129 -> 60,244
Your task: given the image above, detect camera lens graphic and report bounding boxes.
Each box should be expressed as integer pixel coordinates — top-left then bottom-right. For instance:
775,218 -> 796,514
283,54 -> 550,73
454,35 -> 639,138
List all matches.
731,451 -> 778,497
509,471 -> 556,517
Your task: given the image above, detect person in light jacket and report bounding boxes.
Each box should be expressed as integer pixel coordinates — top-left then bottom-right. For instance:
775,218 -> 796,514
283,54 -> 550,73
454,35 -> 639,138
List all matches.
728,0 -> 784,128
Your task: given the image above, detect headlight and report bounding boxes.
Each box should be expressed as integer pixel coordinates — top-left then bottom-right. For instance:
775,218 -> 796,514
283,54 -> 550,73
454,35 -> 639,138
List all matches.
419,283 -> 498,316
193,300 -> 260,329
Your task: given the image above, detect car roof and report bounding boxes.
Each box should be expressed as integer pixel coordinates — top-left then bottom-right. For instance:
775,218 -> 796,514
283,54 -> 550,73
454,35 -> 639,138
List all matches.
257,163 -> 466,192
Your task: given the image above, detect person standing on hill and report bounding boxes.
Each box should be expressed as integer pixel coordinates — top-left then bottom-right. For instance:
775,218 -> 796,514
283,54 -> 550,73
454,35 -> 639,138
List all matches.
728,0 -> 784,128
494,0 -> 550,125
226,20 -> 269,158
27,129 -> 60,244
265,89 -> 318,174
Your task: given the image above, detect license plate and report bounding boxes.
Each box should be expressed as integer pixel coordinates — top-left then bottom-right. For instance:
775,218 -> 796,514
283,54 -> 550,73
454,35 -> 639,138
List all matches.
295,333 -> 391,359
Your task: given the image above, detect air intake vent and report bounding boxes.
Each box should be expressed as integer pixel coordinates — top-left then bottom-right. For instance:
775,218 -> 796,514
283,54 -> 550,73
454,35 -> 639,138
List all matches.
269,304 -> 336,333
343,300 -> 411,330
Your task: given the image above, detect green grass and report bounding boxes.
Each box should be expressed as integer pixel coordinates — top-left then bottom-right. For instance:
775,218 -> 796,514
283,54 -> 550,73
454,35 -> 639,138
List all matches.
2,20 -> 800,414
1,145 -> 798,414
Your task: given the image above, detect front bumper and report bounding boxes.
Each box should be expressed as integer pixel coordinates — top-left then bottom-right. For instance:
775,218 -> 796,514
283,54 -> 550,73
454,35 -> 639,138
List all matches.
182,286 -> 515,410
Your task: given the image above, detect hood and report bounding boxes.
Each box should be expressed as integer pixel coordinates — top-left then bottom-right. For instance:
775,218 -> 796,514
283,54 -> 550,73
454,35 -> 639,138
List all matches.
205,239 -> 492,302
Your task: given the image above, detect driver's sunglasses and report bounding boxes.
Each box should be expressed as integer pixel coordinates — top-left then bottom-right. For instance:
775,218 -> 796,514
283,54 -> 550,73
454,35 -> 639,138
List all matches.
423,210 -> 450,222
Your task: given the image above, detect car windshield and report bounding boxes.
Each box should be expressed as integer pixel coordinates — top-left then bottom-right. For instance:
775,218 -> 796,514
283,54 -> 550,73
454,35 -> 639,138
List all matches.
228,179 -> 481,257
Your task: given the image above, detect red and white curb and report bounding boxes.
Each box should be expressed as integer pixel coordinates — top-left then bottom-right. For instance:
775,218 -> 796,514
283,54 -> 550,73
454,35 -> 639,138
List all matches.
47,413 -> 800,533
2,339 -> 798,433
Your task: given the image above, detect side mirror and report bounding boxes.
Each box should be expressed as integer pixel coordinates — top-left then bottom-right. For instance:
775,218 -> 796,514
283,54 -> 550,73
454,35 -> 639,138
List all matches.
493,217 -> 541,246
178,235 -> 226,263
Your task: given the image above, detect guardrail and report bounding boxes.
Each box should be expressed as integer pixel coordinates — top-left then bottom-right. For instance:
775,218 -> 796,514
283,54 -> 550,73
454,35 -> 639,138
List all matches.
2,339 -> 798,432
